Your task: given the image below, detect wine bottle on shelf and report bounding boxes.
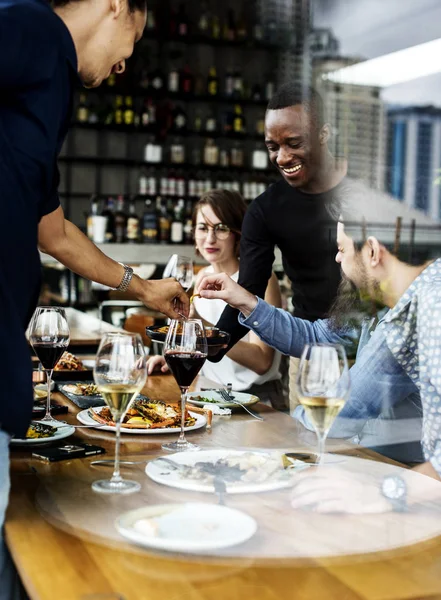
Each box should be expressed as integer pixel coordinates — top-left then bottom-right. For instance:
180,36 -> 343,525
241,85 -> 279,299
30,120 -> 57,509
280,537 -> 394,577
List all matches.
177,3 -> 189,36
102,197 -> 115,243
212,14 -> 221,39
172,105 -> 187,132
252,143 -> 269,169
86,195 -> 99,240
170,138 -> 186,164
158,197 -> 172,243
77,93 -> 89,123
123,96 -> 135,126
142,198 -> 158,243
114,195 -> 127,243
126,200 -> 140,243
139,169 -> 148,195
236,5 -> 247,40
114,96 -> 124,126
184,201 -> 193,244
205,110 -> 217,133
140,99 -> 150,128
198,1 -> 211,35
233,70 -> 244,99
225,69 -> 234,97
256,115 -> 265,136
231,142 -> 244,167
168,65 -> 180,93
144,136 -> 162,163
150,68 -> 165,91
207,67 -> 219,96
203,139 -> 219,166
194,110 -> 203,132
220,149 -> 230,167
176,174 -> 186,198
181,65 -> 193,94
224,9 -> 236,41
233,105 -> 245,133
171,199 -> 185,244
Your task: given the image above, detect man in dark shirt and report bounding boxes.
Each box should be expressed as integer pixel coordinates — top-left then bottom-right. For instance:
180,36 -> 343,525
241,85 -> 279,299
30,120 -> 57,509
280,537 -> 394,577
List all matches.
0,1 -> 188,595
214,84 -> 346,407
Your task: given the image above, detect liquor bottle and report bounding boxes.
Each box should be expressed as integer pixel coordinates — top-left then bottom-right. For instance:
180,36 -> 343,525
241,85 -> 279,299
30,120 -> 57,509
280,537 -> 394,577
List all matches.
144,136 -> 163,163
114,96 -> 124,126
142,198 -> 158,243
150,67 -> 165,91
102,197 -> 115,243
114,195 -> 127,243
205,110 -> 217,133
177,3 -> 189,36
252,143 -> 269,169
77,93 -> 89,123
126,200 -> 140,243
184,201 -> 193,244
172,105 -> 187,132
147,170 -> 157,196
256,115 -> 265,136
181,65 -> 193,94
194,110 -> 203,132
171,199 -> 184,244
170,138 -> 186,164
233,105 -> 245,133
233,70 -> 243,99
203,138 -> 219,166
224,9 -> 236,41
140,99 -> 150,128
207,67 -> 219,96
198,1 -> 210,35
123,96 -> 135,126
220,149 -> 229,167
212,14 -> 221,39
225,69 -> 234,97
168,65 -> 180,93
158,197 -> 172,243
86,195 -> 99,240
139,168 -> 148,195
231,142 -> 244,167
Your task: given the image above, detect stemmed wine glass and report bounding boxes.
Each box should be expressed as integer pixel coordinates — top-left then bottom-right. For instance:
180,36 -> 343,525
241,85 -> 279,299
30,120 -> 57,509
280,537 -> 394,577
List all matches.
92,332 -> 147,495
28,307 -> 70,422
163,254 -> 194,291
162,319 -> 207,453
296,344 -> 350,465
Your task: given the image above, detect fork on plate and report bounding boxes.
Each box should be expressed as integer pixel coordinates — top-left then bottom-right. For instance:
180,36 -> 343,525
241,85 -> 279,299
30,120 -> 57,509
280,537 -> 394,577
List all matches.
217,389 -> 263,421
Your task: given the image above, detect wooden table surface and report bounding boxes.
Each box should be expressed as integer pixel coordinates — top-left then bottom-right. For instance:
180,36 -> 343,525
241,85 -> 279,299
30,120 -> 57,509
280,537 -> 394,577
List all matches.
6,375 -> 441,600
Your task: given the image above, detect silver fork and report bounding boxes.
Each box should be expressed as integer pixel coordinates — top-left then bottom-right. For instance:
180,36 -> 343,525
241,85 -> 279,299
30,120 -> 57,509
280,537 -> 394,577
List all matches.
218,390 -> 264,421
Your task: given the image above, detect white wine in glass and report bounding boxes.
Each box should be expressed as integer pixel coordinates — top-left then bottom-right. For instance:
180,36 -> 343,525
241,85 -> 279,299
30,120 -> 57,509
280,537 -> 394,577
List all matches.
296,344 -> 350,465
92,333 -> 147,495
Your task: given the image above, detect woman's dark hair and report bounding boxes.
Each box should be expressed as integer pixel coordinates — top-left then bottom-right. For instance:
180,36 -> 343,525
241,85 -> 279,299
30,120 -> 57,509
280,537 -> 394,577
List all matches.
52,0 -> 147,12
192,189 -> 247,257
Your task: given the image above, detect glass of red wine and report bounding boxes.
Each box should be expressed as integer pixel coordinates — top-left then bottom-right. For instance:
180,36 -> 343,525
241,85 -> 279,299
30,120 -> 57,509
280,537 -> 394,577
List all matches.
162,319 -> 207,452
28,307 -> 70,421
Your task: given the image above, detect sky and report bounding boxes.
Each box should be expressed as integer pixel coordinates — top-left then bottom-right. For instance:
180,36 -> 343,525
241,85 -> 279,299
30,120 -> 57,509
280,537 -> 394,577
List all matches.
313,0 -> 441,107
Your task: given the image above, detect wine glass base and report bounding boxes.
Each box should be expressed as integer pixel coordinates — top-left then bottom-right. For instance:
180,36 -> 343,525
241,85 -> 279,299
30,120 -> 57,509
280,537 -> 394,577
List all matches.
39,414 -> 58,423
161,441 -> 200,453
92,479 -> 141,495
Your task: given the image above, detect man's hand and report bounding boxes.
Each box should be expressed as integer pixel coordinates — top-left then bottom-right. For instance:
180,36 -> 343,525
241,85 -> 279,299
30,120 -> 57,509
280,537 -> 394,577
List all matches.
290,467 -> 391,514
136,278 -> 190,320
196,273 -> 258,317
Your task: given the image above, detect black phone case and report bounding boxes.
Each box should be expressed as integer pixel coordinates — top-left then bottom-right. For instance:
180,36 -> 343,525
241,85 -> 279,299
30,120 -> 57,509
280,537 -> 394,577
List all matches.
32,443 -> 106,462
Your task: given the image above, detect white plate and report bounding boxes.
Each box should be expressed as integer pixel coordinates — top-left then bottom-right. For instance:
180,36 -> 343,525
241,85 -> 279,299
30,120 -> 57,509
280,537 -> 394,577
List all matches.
77,407 -> 207,435
116,502 -> 257,553
10,421 -> 75,446
187,390 -> 260,409
146,449 -> 308,494
81,359 -> 95,369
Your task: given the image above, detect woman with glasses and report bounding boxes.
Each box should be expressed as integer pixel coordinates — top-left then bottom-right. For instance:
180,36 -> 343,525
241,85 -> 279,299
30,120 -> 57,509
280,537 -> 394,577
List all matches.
148,189 -> 286,410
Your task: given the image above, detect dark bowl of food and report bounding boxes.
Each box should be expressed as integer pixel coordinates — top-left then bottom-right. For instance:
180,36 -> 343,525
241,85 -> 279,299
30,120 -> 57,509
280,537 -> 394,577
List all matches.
145,325 -> 230,357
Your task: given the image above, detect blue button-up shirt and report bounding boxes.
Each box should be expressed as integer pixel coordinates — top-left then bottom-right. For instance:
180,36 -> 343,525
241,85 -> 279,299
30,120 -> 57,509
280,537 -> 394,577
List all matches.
0,0 -> 78,436
240,260 -> 441,470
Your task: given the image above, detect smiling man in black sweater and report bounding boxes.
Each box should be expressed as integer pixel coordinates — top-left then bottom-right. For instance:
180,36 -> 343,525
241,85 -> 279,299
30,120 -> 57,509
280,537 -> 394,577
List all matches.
214,84 -> 346,404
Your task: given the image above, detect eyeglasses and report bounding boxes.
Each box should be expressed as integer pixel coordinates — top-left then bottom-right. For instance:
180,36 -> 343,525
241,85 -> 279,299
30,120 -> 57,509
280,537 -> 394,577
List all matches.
194,224 -> 232,240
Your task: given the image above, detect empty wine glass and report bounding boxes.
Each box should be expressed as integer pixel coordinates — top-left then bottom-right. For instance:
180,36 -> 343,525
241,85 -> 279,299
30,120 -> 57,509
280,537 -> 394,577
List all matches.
28,307 -> 70,421
162,319 -> 207,452
92,333 -> 147,494
296,344 -> 350,465
163,254 -> 194,291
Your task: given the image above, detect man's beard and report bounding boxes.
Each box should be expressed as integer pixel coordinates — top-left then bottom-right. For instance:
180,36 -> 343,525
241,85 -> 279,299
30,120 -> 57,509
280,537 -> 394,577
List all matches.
328,272 -> 384,332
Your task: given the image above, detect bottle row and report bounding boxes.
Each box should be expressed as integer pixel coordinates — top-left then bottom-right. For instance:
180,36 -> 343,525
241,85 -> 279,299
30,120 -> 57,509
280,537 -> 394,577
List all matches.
143,2 -> 275,47
76,93 -> 268,136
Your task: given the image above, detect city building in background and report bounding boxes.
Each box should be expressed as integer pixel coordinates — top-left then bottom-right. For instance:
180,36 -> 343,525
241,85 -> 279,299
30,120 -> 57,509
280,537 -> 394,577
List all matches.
386,106 -> 441,221
313,52 -> 386,191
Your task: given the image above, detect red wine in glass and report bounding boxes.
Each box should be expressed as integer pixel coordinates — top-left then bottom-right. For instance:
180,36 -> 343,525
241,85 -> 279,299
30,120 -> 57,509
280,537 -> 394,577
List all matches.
32,339 -> 69,370
165,351 -> 206,388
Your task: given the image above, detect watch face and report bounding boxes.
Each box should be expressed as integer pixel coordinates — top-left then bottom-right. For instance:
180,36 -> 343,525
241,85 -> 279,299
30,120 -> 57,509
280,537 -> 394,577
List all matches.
382,476 -> 406,500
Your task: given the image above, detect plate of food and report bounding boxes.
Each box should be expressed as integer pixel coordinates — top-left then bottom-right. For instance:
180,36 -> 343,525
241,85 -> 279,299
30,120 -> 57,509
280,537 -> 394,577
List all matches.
187,391 -> 260,409
60,382 -> 104,409
146,449 -> 309,494
77,398 -> 207,434
10,421 -> 75,446
116,502 -> 257,553
145,325 -> 230,357
52,352 -> 92,381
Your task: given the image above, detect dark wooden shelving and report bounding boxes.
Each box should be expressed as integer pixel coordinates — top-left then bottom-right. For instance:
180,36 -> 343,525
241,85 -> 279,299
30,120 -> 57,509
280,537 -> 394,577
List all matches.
142,31 -> 281,51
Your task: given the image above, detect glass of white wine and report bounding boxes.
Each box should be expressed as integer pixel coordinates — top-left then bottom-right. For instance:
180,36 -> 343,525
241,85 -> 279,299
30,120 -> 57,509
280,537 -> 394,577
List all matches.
296,344 -> 350,465
92,333 -> 147,495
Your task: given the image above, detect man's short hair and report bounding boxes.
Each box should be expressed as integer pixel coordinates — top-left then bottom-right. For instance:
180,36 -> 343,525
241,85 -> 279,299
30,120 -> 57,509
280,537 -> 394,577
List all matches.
52,0 -> 147,12
267,83 -> 326,130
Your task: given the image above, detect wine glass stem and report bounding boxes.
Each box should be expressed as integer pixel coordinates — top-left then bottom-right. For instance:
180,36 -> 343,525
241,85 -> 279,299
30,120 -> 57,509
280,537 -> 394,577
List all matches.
317,434 -> 326,466
111,419 -> 123,484
44,369 -> 54,420
178,387 -> 188,445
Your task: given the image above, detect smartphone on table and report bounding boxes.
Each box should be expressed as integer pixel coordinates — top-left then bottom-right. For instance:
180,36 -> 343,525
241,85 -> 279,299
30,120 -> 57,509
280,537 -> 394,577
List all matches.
32,443 -> 105,462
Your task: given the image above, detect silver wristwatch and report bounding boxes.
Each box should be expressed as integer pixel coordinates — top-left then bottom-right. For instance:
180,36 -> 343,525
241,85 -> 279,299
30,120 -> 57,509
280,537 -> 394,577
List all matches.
381,475 -> 408,512
116,264 -> 134,292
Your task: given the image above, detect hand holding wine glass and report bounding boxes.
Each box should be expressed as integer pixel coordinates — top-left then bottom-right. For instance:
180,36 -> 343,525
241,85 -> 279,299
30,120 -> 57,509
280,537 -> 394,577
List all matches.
28,307 -> 70,421
296,344 -> 350,465
162,319 -> 207,452
92,332 -> 147,495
